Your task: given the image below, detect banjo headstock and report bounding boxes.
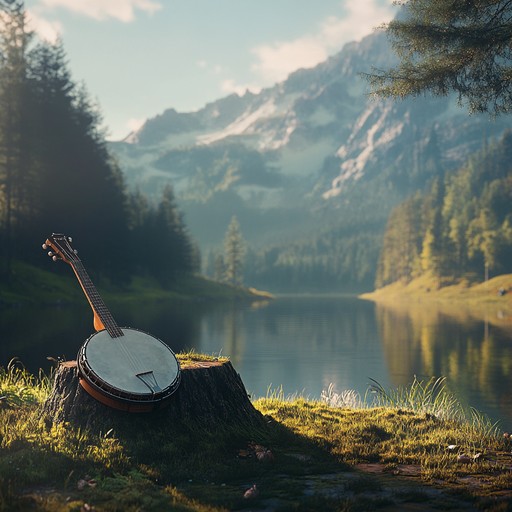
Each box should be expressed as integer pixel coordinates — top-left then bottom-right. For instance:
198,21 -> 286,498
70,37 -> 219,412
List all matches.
42,233 -> 79,266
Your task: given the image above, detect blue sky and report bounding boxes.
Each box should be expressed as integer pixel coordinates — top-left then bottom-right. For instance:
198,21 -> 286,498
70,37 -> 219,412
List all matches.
24,0 -> 396,140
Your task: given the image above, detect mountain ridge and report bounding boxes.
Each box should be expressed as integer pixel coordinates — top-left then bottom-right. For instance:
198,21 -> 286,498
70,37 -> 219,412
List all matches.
109,30 -> 511,291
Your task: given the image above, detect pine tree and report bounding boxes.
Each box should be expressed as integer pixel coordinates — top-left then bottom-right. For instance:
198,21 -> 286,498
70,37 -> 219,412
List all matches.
0,1 -> 33,274
419,178 -> 446,277
150,184 -> 194,286
27,38 -> 132,280
366,1 -> 512,115
223,215 -> 245,286
376,193 -> 423,287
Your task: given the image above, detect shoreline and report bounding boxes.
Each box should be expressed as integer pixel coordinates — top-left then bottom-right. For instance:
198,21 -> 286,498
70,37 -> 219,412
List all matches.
359,274 -> 512,328
360,273 -> 512,308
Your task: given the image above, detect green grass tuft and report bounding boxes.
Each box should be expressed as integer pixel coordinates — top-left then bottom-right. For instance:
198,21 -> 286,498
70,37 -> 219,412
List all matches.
0,358 -> 52,407
367,376 -> 463,421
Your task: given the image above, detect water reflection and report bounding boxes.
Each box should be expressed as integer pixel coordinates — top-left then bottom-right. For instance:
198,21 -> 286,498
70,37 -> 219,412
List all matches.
196,297 -> 389,399
2,295 -> 512,426
374,301 -> 512,426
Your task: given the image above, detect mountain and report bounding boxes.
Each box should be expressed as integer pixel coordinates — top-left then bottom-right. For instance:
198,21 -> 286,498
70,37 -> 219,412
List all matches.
109,31 -> 511,291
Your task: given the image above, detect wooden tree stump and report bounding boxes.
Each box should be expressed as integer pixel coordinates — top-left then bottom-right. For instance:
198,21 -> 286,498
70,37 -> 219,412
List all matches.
43,359 -> 268,434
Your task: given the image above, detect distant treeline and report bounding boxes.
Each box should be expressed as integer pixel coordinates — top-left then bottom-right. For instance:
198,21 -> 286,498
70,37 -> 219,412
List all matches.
0,2 -> 197,284
242,225 -> 382,292
376,131 -> 512,288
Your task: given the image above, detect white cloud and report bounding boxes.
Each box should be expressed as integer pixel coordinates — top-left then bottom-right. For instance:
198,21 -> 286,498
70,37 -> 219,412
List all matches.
27,9 -> 62,43
39,0 -> 162,22
221,79 -> 261,97
126,118 -> 146,132
251,36 -> 328,85
250,0 -> 395,84
319,0 -> 394,48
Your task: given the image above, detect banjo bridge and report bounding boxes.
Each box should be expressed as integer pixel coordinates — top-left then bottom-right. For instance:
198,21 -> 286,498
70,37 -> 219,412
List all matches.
136,370 -> 162,394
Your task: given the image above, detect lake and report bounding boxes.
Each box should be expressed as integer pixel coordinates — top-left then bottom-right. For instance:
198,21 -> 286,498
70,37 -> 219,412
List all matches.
2,295 -> 512,427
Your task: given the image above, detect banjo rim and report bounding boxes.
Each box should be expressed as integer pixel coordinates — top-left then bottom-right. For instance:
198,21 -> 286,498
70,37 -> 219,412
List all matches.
77,327 -> 181,410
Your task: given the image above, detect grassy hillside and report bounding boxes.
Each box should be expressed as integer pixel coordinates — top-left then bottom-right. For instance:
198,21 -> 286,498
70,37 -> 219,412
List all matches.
0,261 -> 270,307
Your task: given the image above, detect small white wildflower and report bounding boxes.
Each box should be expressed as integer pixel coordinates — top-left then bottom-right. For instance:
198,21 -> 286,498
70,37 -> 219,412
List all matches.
321,383 -> 361,408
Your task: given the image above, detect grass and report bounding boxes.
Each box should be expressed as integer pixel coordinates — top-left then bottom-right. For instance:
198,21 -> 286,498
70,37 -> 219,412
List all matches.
366,376 -> 464,421
0,358 -> 52,407
1,360 -> 511,511
0,261 -> 85,306
0,260 -> 270,308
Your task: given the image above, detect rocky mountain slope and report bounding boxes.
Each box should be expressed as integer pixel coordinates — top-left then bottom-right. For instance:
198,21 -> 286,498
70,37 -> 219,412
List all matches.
109,31 -> 511,290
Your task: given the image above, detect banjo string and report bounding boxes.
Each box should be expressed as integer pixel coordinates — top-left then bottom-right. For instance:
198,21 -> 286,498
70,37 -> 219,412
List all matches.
73,259 -> 145,371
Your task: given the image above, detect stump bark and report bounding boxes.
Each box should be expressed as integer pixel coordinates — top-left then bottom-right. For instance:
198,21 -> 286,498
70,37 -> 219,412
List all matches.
43,359 -> 267,434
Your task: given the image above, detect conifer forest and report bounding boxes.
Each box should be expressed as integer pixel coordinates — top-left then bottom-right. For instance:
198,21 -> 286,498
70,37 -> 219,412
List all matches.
0,2 -> 197,286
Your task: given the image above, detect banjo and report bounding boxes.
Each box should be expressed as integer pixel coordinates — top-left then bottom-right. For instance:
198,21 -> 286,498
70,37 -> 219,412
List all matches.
43,233 -> 181,412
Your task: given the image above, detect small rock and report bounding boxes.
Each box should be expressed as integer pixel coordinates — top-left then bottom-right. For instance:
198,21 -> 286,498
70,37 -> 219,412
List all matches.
77,477 -> 97,490
77,479 -> 88,491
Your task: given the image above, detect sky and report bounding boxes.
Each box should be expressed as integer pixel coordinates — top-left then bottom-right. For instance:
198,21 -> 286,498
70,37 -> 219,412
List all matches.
23,0 -> 396,141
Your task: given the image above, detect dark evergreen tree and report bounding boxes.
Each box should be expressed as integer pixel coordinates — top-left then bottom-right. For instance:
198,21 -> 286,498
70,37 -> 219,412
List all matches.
0,1 -> 33,275
27,39 -> 131,281
149,184 -> 194,286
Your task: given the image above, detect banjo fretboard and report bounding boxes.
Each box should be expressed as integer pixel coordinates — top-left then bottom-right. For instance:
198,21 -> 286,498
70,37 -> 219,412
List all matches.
43,233 -> 124,338
72,260 -> 124,338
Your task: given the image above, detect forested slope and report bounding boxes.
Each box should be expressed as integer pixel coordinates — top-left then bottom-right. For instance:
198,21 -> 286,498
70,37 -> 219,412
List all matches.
376,131 -> 512,288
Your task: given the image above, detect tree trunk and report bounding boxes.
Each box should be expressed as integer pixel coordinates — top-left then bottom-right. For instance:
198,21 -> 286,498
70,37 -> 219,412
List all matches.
43,359 -> 268,434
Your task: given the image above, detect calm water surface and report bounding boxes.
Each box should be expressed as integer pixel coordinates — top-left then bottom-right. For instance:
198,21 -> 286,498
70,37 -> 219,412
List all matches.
2,295 -> 512,426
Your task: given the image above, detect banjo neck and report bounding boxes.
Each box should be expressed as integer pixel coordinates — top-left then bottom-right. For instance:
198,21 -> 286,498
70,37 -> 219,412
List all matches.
43,233 -> 123,338
71,259 -> 123,337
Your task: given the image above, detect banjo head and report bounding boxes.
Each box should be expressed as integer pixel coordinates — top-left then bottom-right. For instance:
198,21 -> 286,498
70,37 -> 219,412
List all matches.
77,327 -> 180,409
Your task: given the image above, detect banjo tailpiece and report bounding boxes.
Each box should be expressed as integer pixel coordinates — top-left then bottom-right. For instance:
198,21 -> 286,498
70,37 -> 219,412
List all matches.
136,371 -> 163,393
